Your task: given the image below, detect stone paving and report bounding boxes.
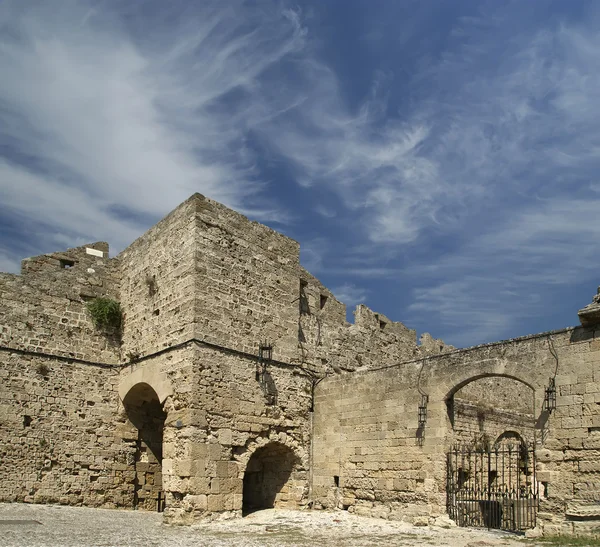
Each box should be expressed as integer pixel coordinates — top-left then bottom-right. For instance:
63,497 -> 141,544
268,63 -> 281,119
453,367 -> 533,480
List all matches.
0,503 -> 540,547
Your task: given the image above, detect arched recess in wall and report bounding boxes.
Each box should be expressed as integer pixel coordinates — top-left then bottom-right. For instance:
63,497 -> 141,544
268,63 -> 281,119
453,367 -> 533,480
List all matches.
122,382 -> 167,511
118,365 -> 173,405
445,375 -> 535,446
242,442 -> 301,515
495,430 -> 525,445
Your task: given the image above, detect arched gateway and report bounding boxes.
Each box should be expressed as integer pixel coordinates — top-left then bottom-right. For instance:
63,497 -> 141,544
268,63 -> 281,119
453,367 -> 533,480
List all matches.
446,375 -> 538,532
242,442 -> 301,514
122,383 -> 166,511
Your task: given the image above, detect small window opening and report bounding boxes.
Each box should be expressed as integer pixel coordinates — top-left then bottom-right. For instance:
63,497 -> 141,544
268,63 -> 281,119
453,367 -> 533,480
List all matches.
299,280 -> 309,315
60,259 -> 75,269
379,320 -> 386,330
488,470 -> 498,488
333,475 -> 340,487
320,294 -> 328,309
542,481 -> 549,499
153,309 -> 160,316
23,415 -> 32,427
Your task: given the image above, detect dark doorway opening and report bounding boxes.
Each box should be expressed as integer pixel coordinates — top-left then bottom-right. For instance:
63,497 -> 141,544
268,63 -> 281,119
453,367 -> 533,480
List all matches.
242,442 -> 299,515
123,383 -> 166,511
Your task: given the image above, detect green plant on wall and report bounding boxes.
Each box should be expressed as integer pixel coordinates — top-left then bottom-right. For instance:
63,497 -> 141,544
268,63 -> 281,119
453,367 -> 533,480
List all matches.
86,297 -> 122,331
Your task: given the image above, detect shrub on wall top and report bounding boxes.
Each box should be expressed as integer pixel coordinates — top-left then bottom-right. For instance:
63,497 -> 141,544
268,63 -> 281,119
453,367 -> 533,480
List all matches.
86,297 -> 122,331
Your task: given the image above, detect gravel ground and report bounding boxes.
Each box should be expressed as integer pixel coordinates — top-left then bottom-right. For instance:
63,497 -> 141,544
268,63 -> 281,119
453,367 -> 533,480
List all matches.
0,503 -> 535,547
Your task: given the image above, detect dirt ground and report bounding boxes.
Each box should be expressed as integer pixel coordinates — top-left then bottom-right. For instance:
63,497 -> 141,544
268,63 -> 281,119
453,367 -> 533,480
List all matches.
0,503 -> 545,547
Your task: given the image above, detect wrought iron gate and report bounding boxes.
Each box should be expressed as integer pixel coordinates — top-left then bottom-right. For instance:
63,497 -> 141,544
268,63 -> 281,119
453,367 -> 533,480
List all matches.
447,443 -> 538,532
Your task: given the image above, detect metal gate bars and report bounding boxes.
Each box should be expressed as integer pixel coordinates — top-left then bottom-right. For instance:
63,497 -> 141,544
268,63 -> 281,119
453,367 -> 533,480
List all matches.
447,442 -> 538,532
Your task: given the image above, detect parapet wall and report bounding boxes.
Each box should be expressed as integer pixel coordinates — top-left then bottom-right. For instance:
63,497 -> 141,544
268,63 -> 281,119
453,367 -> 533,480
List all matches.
1,242 -> 120,362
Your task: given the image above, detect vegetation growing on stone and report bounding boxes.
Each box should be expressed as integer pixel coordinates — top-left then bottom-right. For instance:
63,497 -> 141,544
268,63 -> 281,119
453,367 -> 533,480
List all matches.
86,297 -> 122,330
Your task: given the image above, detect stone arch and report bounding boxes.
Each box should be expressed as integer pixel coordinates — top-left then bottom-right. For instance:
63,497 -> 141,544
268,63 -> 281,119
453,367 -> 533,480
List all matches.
495,430 -> 525,446
118,363 -> 173,405
122,382 -> 167,511
446,374 -> 536,446
241,441 -> 303,514
445,372 -> 536,401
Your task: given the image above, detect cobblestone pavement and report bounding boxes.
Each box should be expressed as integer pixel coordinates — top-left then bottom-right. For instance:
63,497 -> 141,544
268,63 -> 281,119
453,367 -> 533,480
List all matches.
0,503 -> 536,547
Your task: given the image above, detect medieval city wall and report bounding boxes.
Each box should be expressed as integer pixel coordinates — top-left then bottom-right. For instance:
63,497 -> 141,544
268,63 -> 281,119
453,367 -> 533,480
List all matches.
2,193 -> 599,535
0,242 -> 123,506
313,326 -> 600,533
113,194 -> 439,523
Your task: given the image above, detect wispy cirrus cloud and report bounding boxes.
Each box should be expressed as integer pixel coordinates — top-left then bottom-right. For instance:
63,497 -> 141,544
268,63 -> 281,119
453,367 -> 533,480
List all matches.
0,0 -> 306,266
407,198 -> 600,346
330,283 -> 368,310
265,4 -> 600,345
2,0 -> 600,349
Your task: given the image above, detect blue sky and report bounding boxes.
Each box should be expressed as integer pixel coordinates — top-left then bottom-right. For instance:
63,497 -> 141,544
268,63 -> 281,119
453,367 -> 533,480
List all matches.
1,0 -> 600,348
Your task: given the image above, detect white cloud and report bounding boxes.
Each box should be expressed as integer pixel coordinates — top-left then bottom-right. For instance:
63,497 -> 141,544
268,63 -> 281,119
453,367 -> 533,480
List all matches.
257,8 -> 600,345
2,1 -> 600,350
331,283 -> 368,309
407,197 -> 600,346
0,0 -> 305,257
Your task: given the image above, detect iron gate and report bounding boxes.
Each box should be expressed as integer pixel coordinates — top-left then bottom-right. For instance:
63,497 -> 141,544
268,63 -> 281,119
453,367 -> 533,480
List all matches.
447,442 -> 538,532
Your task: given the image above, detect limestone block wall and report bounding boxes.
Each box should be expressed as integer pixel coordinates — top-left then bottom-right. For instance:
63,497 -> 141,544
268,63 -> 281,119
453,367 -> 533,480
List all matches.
191,195 -> 301,362
313,358 -> 446,522
118,341 -> 313,524
0,242 -> 121,362
0,241 -> 125,507
118,197 -> 199,358
0,352 -> 125,507
534,327 -> 600,536
295,267 -> 452,374
312,328 -> 593,528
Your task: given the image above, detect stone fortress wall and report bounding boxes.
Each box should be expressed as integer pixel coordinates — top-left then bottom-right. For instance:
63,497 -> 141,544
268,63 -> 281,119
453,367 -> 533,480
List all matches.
1,193 -> 599,535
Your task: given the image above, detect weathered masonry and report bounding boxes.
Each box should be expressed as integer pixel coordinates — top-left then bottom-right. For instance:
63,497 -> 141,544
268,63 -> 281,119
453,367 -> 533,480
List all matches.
1,193 -> 600,535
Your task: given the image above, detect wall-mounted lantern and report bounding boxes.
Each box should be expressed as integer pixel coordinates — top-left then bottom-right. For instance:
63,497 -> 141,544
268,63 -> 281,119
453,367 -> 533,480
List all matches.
544,377 -> 556,413
256,341 -> 273,381
258,341 -> 273,362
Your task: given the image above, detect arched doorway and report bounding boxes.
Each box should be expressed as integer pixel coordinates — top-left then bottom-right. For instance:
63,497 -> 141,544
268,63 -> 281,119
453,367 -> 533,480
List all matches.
242,442 -> 300,514
123,382 -> 166,511
446,376 -> 538,532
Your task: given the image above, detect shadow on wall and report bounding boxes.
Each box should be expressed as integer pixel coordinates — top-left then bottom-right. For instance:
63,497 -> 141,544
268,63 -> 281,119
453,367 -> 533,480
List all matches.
242,442 -> 298,515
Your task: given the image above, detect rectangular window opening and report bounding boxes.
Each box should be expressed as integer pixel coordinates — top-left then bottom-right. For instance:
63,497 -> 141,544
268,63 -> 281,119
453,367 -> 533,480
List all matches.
333,475 -> 340,487
542,481 -> 549,499
299,279 -> 309,315
320,294 -> 328,309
